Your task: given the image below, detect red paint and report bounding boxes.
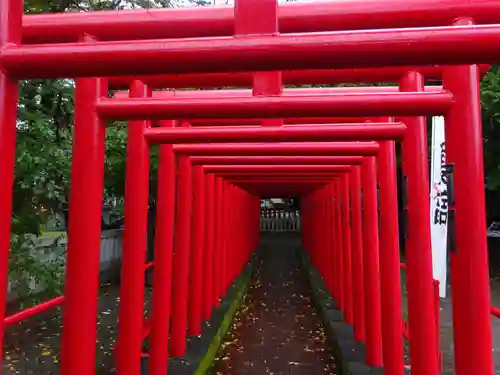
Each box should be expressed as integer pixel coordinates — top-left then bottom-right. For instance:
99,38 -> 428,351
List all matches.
213,177 -> 223,307
61,42 -> 107,375
189,166 -> 206,336
4,296 -> 65,326
444,19 -> 493,375
148,121 -> 177,375
113,86 -> 443,99
3,26 -> 500,79
235,0 -> 282,127
170,155 -> 193,356
361,157 -> 383,367
399,71 -> 439,375
22,0 -> 500,43
97,94 -> 451,120
204,174 -> 216,319
0,2 -> 497,374
341,174 -> 354,324
0,0 -> 22,367
377,141 -> 405,375
350,166 -> 365,342
333,182 -> 344,310
117,81 -> 151,375
143,124 -> 406,144
107,69 -> 485,89
173,143 -> 380,156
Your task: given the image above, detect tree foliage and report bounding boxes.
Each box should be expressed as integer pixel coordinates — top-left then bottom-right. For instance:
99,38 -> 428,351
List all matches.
10,0 -> 201,302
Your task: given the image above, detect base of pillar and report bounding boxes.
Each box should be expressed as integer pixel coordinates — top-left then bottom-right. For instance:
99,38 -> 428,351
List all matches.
138,250 -> 260,375
300,250 -> 405,375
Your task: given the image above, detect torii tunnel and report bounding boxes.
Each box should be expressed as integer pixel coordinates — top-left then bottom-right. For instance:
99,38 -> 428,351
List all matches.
0,0 -> 499,374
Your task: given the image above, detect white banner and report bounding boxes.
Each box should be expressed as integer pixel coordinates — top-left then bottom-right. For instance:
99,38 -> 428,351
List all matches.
430,116 -> 448,298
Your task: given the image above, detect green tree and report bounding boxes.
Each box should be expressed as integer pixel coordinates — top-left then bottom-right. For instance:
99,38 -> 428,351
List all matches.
11,0 -> 203,303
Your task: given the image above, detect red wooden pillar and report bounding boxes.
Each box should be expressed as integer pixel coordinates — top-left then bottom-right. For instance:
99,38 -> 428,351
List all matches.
444,19 -> 493,375
61,36 -> 108,375
0,0 -> 21,367
399,71 -> 439,375
117,81 -> 151,375
341,174 -> 354,325
229,185 -> 238,282
188,165 -> 206,336
350,166 -> 365,342
221,181 -> 230,294
170,155 -> 193,356
326,186 -> 335,292
361,157 -> 383,367
148,121 -> 177,375
377,141 -> 405,375
333,182 -> 344,309
203,173 -> 215,320
235,0 -> 282,127
213,177 -> 223,307
310,190 -> 321,268
316,187 -> 328,284
300,195 -> 310,253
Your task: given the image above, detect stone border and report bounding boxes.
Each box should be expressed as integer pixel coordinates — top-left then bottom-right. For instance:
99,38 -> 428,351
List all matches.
299,250 -> 385,375
140,251 -> 259,375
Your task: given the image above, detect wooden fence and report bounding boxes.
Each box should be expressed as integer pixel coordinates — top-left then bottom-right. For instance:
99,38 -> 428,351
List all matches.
260,209 -> 301,232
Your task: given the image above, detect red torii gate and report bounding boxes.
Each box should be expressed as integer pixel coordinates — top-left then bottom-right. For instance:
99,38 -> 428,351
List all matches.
0,0 -> 496,375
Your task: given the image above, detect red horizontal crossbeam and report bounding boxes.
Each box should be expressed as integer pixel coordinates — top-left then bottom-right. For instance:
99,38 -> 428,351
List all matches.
211,172 -> 346,179
203,165 -> 353,173
173,142 -> 380,156
3,25 -> 500,78
189,156 -> 364,165
232,181 -> 331,196
22,0 -> 500,43
228,176 -> 339,181
113,86 -> 442,99
186,118 -> 373,126
108,68 -> 448,89
144,123 -> 406,144
491,306 -> 500,318
108,66 -> 490,89
98,93 -> 451,120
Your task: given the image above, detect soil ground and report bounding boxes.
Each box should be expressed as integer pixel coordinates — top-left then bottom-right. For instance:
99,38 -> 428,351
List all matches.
2,282 -> 152,375
4,233 -> 500,375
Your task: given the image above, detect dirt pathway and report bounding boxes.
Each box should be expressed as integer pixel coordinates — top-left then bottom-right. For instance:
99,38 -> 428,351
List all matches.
211,245 -> 337,375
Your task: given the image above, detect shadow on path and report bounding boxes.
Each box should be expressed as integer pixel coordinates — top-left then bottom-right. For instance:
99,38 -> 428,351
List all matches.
211,242 -> 337,375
